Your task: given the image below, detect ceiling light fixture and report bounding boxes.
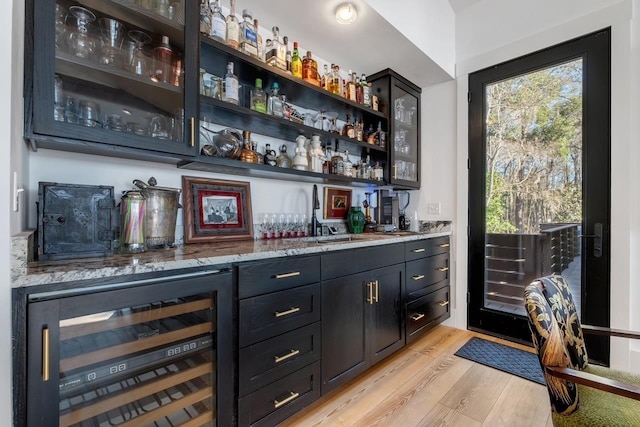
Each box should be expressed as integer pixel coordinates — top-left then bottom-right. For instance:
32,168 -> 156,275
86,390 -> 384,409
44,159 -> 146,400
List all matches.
335,3 -> 357,24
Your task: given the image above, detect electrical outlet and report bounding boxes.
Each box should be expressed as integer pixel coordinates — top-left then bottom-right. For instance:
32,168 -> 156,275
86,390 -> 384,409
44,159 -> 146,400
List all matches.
428,202 -> 441,214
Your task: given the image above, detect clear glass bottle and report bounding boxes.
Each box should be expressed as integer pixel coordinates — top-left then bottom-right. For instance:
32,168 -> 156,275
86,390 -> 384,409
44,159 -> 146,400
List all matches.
239,9 -> 258,58
276,144 -> 292,168
264,143 -> 277,166
200,0 -> 212,35
291,41 -> 302,78
222,61 -> 239,104
266,26 -> 286,70
267,82 -> 283,118
283,36 -> 292,73
250,78 -> 267,113
361,73 -> 371,107
321,64 -> 329,90
374,162 -> 384,181
302,51 -> 319,86
225,0 -> 240,49
331,64 -> 341,95
210,0 -> 226,42
331,151 -> 344,175
153,35 -> 173,83
254,19 -> 264,61
251,140 -> 264,164
343,151 -> 353,177
346,70 -> 357,101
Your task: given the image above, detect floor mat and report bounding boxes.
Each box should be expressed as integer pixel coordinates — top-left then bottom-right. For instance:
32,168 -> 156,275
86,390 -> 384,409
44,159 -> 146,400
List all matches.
454,337 -> 546,385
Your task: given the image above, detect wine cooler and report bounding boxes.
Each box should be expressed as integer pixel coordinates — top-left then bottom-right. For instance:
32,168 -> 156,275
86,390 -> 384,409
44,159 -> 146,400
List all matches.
23,270 -> 233,427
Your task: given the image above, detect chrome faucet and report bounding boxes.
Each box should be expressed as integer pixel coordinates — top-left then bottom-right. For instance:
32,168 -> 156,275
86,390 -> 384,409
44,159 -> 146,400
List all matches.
311,184 -> 320,236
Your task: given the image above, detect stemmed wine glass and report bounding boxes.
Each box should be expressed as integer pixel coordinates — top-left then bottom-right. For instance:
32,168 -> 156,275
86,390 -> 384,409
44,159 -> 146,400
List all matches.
127,29 -> 152,76
67,6 -> 97,60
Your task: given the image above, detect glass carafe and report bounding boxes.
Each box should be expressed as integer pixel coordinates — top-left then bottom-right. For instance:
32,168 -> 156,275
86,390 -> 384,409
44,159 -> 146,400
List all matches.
66,6 -> 97,60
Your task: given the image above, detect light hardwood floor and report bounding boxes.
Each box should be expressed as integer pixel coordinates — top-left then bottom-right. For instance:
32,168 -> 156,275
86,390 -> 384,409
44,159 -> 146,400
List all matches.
279,326 -> 554,427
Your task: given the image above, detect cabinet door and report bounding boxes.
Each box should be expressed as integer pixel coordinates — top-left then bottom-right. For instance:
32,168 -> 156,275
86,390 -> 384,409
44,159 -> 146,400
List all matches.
321,271 -> 369,395
25,271 -> 232,426
390,79 -> 420,188
369,264 -> 405,365
28,0 -> 198,156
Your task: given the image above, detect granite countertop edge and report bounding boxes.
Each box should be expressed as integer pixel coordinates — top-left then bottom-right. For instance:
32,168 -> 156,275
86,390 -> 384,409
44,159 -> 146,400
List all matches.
12,230 -> 452,288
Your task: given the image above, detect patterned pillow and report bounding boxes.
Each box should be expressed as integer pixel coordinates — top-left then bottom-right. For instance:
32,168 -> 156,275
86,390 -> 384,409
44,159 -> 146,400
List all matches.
524,278 -> 580,415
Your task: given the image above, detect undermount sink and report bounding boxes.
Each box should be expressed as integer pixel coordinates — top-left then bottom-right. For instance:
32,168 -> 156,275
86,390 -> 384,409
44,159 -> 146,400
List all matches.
312,234 -> 374,244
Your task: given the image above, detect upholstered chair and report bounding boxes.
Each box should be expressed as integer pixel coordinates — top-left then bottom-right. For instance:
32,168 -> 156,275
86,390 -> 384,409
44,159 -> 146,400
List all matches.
524,275 -> 640,426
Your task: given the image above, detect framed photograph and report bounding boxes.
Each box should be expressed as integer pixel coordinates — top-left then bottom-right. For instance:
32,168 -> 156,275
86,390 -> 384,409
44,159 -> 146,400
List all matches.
182,176 -> 253,243
323,187 -> 352,220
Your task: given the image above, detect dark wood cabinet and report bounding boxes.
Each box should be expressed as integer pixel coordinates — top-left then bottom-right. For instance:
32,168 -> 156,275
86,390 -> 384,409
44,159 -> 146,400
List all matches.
369,69 -> 422,189
321,263 -> 404,394
19,269 -> 233,427
237,256 -> 322,426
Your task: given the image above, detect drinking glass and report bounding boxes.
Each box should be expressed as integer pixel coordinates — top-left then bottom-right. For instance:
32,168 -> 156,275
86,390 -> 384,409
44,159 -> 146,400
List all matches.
63,96 -> 77,124
127,30 -> 152,76
103,114 -> 126,131
78,100 -> 101,127
98,18 -> 126,68
55,4 -> 67,52
67,6 -> 97,60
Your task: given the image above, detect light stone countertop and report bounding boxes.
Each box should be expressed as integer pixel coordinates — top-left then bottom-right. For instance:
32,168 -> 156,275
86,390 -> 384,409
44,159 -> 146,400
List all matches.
12,226 -> 452,288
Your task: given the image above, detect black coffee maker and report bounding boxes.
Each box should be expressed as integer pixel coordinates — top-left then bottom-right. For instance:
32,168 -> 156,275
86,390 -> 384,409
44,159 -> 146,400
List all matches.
397,191 -> 411,231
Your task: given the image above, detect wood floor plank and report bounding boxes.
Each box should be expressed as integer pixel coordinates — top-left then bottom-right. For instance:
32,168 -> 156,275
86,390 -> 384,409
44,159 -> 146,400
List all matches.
417,403 -> 483,427
277,326 -> 552,427
439,363 -> 511,422
481,376 -> 551,427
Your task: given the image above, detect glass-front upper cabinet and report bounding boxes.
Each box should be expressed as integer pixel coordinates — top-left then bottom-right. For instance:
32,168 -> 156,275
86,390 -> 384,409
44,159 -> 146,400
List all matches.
369,69 -> 421,189
26,0 -> 198,156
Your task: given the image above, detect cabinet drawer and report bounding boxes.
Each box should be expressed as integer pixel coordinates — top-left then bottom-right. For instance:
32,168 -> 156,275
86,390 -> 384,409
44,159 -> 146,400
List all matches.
238,361 -> 321,427
406,285 -> 450,343
238,255 -> 320,298
406,253 -> 450,298
405,236 -> 450,261
240,283 -> 321,346
239,322 -> 321,397
321,243 -> 405,280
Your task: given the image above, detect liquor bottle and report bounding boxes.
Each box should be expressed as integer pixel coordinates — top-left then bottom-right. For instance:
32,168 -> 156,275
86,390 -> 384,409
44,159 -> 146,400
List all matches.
240,130 -> 258,163
374,162 -> 384,181
250,78 -> 267,113
346,70 -> 356,101
321,64 -> 329,90
266,26 -> 286,70
291,42 -> 302,78
276,144 -> 292,168
251,140 -> 264,164
225,0 -> 240,49
153,36 -> 173,83
302,52 -> 317,85
239,10 -> 258,58
356,74 -> 364,104
264,143 -> 277,166
331,65 -> 341,95
330,151 -> 344,175
343,151 -> 353,177
200,0 -> 211,35
210,0 -> 226,42
222,61 -> 238,104
355,119 -> 363,141
343,114 -> 355,139
267,82 -> 283,118
361,73 -> 371,107
283,36 -> 292,73
254,19 -> 263,61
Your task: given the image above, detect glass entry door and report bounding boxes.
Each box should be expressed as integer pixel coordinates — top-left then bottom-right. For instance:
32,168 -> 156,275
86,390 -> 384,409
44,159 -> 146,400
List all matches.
468,29 -> 611,364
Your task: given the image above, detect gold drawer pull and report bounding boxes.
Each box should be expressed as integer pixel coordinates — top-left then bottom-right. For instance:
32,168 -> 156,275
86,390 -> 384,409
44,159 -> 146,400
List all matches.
275,271 -> 301,279
366,282 -> 373,304
274,391 -> 300,409
42,328 -> 50,382
374,280 -> 379,303
412,274 -> 425,281
437,267 -> 449,272
438,301 -> 450,307
275,307 -> 300,318
439,243 -> 450,248
410,313 -> 425,321
274,349 -> 300,364
412,248 -> 426,253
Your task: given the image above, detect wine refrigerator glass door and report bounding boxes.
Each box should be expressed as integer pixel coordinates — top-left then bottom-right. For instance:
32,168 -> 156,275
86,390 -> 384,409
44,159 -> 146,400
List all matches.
26,272 -> 232,426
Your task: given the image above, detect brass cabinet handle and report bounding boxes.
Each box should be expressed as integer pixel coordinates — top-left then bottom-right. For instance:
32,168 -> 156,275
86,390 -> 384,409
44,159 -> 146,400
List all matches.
42,328 -> 50,382
411,313 -> 425,321
412,248 -> 426,253
437,267 -> 449,272
189,117 -> 195,147
393,164 -> 397,179
274,349 -> 300,364
412,274 -> 425,281
438,301 -> 450,307
274,391 -> 300,409
274,271 -> 301,279
374,280 -> 379,303
274,307 -> 300,318
366,282 -> 373,304
439,243 -> 450,248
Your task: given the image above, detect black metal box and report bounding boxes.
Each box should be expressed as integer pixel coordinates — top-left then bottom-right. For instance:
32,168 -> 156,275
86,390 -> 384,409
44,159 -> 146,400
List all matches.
37,182 -> 116,260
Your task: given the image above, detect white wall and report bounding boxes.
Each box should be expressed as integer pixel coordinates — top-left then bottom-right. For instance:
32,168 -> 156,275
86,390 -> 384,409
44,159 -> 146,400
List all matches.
455,0 -> 639,372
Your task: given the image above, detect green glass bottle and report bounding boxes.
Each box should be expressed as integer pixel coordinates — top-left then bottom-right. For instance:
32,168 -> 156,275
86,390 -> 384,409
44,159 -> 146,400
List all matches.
347,206 -> 366,234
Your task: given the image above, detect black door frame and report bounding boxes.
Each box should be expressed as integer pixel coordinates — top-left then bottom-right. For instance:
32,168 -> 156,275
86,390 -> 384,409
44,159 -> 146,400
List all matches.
467,29 -> 611,363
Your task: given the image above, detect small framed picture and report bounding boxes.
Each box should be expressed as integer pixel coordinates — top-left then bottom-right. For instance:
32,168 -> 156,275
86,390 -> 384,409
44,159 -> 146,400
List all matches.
323,187 -> 352,220
182,176 -> 253,243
